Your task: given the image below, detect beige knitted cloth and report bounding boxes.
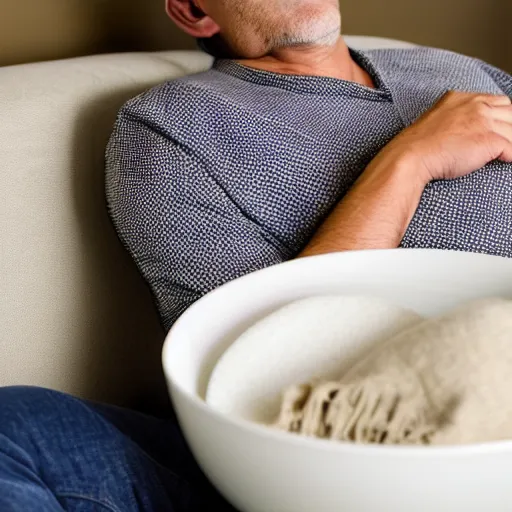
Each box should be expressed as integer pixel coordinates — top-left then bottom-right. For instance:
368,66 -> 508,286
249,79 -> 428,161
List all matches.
274,298 -> 512,446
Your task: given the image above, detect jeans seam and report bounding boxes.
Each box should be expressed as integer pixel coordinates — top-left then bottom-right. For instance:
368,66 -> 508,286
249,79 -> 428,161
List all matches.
56,491 -> 122,512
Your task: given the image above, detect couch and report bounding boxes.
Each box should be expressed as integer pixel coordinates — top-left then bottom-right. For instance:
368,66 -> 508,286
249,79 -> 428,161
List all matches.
0,36 -> 415,413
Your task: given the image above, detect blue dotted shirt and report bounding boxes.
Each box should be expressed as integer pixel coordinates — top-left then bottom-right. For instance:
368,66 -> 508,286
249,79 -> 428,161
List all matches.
105,47 -> 512,330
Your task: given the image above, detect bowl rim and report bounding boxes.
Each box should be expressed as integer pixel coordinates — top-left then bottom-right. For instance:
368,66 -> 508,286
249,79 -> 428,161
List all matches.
163,248 -> 512,457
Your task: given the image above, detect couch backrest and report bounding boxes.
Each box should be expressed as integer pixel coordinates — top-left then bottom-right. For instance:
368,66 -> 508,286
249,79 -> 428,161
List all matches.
0,37 -> 415,409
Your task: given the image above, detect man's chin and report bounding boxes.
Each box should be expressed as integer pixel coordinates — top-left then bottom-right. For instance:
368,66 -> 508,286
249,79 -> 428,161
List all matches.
312,25 -> 343,46
288,7 -> 342,47
273,22 -> 342,50
198,6 -> 342,60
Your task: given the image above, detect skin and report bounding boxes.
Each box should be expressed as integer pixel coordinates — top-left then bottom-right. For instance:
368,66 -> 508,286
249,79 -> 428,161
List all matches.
166,0 -> 512,256
166,0 -> 374,83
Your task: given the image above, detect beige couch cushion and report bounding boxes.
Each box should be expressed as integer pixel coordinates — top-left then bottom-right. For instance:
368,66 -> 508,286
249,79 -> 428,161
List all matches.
0,50 -> 212,410
0,37 -> 415,409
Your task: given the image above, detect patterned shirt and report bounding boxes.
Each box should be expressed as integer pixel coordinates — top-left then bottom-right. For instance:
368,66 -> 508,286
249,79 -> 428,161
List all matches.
105,47 -> 512,331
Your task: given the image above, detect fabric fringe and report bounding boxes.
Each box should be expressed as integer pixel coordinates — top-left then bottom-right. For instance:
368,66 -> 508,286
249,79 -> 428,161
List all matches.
273,374 -> 439,445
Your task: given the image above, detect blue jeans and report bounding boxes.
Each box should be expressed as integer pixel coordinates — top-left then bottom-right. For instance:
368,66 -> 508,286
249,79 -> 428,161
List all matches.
0,386 -> 236,511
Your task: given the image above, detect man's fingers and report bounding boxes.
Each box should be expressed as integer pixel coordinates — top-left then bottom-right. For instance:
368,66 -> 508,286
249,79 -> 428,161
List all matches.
491,105 -> 512,124
497,141 -> 512,163
482,94 -> 512,107
494,121 -> 512,145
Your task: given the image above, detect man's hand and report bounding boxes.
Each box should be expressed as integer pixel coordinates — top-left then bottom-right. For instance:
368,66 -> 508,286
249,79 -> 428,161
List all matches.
381,91 -> 512,181
298,91 -> 512,258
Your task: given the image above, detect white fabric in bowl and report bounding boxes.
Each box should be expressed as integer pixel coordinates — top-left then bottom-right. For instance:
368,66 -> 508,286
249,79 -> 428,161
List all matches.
206,295 -> 423,423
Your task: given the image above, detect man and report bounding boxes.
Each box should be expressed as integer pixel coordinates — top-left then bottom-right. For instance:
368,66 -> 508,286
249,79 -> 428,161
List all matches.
105,1 -> 512,330
1,1 -> 512,510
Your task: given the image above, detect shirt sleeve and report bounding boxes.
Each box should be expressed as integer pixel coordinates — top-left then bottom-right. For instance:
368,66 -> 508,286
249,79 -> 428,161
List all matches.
479,60 -> 512,97
105,105 -> 288,331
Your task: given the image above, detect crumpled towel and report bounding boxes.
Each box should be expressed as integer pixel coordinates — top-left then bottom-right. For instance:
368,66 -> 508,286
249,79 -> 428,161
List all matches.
273,297 -> 512,446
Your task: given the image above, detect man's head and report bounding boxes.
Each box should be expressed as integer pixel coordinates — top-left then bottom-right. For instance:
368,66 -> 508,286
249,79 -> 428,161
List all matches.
166,0 -> 342,59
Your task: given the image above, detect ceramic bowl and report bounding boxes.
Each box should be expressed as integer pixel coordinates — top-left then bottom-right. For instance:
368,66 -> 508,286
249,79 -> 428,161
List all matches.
162,249 -> 512,512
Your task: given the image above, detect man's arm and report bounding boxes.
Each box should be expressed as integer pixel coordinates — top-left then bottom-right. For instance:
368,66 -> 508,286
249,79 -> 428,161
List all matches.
106,107 -> 289,331
299,150 -> 425,257
300,91 -> 512,258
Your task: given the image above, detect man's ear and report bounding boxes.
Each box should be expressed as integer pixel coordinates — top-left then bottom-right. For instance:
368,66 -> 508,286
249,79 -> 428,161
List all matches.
165,0 -> 220,38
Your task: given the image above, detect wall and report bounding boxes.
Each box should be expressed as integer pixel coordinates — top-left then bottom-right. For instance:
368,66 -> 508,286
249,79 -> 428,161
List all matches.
1,0 -> 510,71
0,0 -> 195,67
343,0 -> 512,73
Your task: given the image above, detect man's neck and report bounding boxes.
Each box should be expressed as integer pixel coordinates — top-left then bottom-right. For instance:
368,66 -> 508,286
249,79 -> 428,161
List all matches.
235,37 -> 375,88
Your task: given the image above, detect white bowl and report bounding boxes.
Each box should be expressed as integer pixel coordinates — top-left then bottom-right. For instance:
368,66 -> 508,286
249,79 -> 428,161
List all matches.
162,249 -> 512,512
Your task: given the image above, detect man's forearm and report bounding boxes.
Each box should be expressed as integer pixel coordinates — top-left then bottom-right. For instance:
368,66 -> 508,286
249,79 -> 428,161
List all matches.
298,152 -> 429,257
